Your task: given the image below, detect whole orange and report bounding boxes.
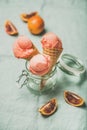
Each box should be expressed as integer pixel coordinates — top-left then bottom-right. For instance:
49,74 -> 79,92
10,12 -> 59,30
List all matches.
28,15 -> 44,35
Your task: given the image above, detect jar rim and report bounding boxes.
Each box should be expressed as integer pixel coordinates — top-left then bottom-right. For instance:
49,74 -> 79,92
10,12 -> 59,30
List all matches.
25,60 -> 57,79
57,53 -> 85,76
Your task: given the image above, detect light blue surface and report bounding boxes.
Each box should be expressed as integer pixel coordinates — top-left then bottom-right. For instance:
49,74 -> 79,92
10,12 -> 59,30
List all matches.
0,0 -> 87,130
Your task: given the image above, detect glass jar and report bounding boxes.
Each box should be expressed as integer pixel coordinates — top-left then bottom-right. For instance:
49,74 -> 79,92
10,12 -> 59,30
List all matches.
17,53 -> 85,94
17,60 -> 57,94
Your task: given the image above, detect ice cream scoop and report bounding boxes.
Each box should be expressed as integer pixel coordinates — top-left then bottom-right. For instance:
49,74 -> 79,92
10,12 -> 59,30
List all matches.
41,32 -> 62,49
29,54 -> 51,76
13,35 -> 39,59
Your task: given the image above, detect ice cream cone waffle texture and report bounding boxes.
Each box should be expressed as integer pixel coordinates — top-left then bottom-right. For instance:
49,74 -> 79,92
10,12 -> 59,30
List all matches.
43,48 -> 63,68
27,44 -> 39,60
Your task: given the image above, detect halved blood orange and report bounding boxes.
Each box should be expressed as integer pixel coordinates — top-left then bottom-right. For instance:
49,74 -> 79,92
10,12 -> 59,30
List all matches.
64,91 -> 85,107
39,98 -> 58,116
5,20 -> 18,35
20,12 -> 38,22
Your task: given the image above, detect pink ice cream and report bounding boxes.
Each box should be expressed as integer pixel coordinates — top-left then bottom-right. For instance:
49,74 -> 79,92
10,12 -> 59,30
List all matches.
13,35 -> 34,59
29,54 -> 51,76
41,32 -> 62,49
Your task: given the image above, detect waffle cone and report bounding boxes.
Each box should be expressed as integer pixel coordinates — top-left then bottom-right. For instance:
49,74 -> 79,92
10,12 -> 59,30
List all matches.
25,44 -> 39,60
43,48 -> 63,69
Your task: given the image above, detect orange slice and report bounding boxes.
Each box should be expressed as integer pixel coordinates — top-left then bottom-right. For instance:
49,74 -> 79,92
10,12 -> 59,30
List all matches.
20,12 -> 38,22
64,91 -> 85,107
5,20 -> 18,35
39,98 -> 58,116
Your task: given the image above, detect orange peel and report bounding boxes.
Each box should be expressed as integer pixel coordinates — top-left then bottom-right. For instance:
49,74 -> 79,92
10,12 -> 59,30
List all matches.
5,20 -> 18,35
20,11 -> 38,22
39,98 -> 58,116
64,91 -> 85,107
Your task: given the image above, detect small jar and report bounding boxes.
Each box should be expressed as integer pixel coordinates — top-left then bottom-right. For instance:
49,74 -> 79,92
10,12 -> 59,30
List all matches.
17,60 -> 57,94
17,53 -> 85,94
